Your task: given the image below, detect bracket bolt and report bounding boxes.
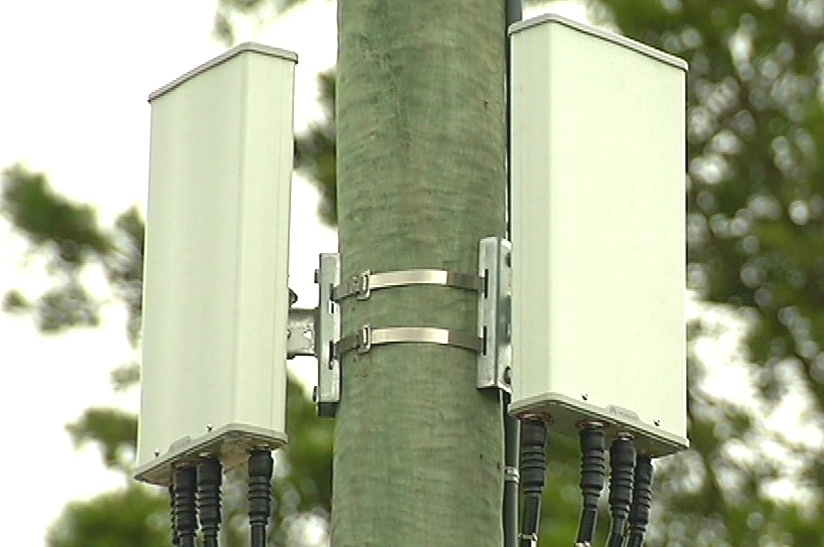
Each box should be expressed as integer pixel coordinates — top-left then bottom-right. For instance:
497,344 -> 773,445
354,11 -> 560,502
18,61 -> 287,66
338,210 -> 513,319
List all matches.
207,423 -> 213,432
154,449 -> 160,457
581,393 -> 589,401
654,419 -> 661,427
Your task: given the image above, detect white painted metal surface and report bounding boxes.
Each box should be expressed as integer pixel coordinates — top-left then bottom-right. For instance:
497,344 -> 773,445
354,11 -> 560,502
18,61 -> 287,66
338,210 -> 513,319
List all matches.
509,15 -> 688,455
136,43 -> 297,485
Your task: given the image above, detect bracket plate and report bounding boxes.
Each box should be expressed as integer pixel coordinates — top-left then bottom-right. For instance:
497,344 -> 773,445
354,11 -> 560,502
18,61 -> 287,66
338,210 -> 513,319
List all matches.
315,253 -> 341,417
478,237 -> 513,391
286,307 -> 316,358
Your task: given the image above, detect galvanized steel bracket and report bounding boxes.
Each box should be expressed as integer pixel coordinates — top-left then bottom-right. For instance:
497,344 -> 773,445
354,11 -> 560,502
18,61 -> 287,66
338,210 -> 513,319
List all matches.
314,253 -> 341,417
286,307 -> 316,358
477,237 -> 513,392
307,239 -> 511,418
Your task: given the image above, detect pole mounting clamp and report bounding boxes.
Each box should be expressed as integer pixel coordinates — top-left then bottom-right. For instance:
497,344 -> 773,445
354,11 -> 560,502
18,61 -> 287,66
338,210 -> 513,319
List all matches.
334,325 -> 482,359
477,237 -> 513,391
332,269 -> 482,301
314,253 -> 341,417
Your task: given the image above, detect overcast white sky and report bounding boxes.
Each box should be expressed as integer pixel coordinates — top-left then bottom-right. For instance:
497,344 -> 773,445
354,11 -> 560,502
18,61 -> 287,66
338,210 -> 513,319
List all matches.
0,1 -> 592,544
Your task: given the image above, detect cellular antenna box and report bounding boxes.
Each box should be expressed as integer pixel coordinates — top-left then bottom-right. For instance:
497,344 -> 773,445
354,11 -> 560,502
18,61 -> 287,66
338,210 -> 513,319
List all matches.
136,43 -> 297,485
509,15 -> 688,456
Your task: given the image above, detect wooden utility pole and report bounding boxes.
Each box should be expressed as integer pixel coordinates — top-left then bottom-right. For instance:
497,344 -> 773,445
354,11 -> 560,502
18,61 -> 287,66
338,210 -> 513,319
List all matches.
334,1 -> 507,545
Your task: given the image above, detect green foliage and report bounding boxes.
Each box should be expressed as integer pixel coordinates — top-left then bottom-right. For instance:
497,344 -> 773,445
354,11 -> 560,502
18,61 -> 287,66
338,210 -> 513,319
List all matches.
295,70 -> 337,226
212,0 -> 325,45
2,288 -> 30,312
1,165 -> 108,331
1,164 -> 110,258
1,165 -> 143,337
110,361 -> 141,392
106,206 -> 145,345
46,485 -> 170,547
66,408 -> 138,473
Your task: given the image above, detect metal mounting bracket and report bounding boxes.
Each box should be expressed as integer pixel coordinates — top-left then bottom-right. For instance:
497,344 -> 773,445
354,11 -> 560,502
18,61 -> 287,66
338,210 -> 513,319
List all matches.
334,325 -> 482,359
286,307 -> 316,358
332,268 -> 482,301
315,253 -> 341,417
308,240 -> 510,416
477,236 -> 513,391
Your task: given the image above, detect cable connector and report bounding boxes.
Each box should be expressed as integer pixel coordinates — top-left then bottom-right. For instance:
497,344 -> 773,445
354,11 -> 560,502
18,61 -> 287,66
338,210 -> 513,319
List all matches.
248,449 -> 274,547
173,465 -> 198,547
197,458 -> 223,547
627,454 -> 654,547
575,425 -> 606,545
519,417 -> 549,547
606,435 -> 636,547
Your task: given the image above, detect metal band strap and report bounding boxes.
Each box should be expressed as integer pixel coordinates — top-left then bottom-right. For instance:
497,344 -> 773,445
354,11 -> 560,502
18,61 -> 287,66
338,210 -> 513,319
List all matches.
332,269 -> 482,301
504,466 -> 520,484
334,325 -> 482,359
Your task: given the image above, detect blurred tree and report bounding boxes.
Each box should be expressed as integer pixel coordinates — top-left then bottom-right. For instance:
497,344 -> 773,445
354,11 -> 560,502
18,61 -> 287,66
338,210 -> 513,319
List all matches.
294,69 -> 336,226
212,0 -> 331,45
47,485 -> 171,547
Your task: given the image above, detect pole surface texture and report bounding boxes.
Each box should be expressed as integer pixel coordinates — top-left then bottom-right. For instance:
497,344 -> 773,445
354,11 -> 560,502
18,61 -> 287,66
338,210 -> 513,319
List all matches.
335,2 -> 507,545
